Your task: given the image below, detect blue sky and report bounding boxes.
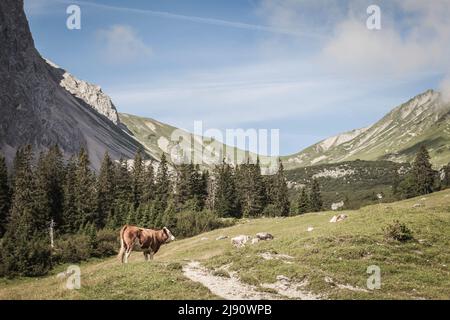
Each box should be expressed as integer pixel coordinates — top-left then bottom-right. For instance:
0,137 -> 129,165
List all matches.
25,0 -> 450,155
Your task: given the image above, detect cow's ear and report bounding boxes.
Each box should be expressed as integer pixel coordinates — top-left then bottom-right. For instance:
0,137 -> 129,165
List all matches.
163,227 -> 168,235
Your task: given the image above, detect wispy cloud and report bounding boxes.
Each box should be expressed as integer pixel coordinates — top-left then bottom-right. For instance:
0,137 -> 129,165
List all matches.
96,25 -> 152,64
54,0 -> 326,39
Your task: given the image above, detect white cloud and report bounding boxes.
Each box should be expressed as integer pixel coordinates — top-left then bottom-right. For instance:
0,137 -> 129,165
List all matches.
96,25 -> 152,64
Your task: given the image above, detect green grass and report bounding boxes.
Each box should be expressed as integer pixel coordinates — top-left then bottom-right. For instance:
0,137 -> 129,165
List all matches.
1,190 -> 450,300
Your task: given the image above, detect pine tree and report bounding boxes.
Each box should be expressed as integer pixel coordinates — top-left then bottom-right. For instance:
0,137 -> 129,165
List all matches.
61,157 -> 80,233
1,146 -> 52,276
273,159 -> 290,216
96,152 -> 115,228
214,159 -> 239,218
297,187 -> 309,214
142,161 -> 155,204
411,146 -> 435,195
132,150 -> 145,209
113,158 -> 132,224
309,178 -> 323,212
74,148 -> 96,226
0,154 -> 11,237
155,153 -> 171,213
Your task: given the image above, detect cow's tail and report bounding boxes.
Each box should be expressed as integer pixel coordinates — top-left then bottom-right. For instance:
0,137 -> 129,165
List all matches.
117,225 -> 128,263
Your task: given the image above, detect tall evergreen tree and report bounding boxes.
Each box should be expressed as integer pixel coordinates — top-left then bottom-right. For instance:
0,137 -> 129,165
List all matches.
74,148 -> 96,226
411,146 -> 435,195
1,146 -> 52,276
214,159 -> 239,217
309,178 -> 323,212
142,161 -> 155,204
61,157 -> 79,233
273,159 -> 290,216
155,153 -> 171,213
0,155 -> 11,237
297,187 -> 310,215
96,152 -> 115,228
132,150 -> 145,209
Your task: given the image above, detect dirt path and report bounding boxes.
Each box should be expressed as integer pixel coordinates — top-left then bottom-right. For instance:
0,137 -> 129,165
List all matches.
182,261 -> 321,300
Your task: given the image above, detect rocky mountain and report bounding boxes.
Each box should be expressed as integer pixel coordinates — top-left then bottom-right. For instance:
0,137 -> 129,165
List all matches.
284,90 -> 450,169
0,0 -> 144,170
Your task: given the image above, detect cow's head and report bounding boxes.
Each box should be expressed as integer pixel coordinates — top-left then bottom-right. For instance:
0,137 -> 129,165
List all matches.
163,227 -> 175,243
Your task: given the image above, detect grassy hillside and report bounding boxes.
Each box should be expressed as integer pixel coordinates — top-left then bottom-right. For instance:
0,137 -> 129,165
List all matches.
119,113 -> 274,169
1,190 -> 449,300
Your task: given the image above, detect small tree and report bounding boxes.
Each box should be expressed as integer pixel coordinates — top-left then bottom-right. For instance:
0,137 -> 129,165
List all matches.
309,178 -> 323,212
297,187 -> 309,214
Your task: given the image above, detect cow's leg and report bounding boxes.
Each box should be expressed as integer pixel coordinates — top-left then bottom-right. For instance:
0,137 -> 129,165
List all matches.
143,250 -> 149,261
149,251 -> 154,260
124,247 -> 132,264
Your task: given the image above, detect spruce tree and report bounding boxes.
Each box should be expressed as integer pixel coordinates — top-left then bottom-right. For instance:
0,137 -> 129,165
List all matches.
132,150 -> 145,209
214,159 -> 239,217
114,158 -> 132,224
297,187 -> 310,214
155,153 -> 171,213
96,152 -> 115,228
74,148 -> 96,226
273,159 -> 290,216
0,154 -> 11,237
411,146 -> 435,195
61,157 -> 80,233
309,178 -> 323,212
1,146 -> 52,276
142,161 -> 155,204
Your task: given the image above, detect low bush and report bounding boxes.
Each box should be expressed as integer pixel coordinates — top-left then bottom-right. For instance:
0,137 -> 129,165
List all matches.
383,220 -> 413,242
175,210 -> 233,238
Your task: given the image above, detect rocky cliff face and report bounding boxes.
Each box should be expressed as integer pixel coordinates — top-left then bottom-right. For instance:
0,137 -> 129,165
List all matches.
0,0 -> 144,169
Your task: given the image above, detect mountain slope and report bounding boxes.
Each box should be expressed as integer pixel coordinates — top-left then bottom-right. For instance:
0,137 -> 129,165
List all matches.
284,90 -> 450,169
120,113 -> 275,170
0,0 -> 145,169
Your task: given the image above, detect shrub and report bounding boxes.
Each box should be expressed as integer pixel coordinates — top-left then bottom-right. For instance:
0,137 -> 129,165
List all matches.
93,229 -> 119,258
174,210 -> 233,238
383,220 -> 413,242
53,234 -> 92,264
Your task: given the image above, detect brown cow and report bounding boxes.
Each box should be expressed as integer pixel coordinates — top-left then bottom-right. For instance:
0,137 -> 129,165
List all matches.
118,225 -> 175,263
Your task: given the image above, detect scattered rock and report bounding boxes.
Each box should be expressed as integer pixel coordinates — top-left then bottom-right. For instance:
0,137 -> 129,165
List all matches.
329,214 -> 348,223
420,198 -> 427,201
331,201 -> 344,211
251,238 -> 260,244
200,237 -> 209,241
259,252 -> 294,263
307,227 -> 314,232
255,232 -> 274,241
412,203 -> 423,208
216,235 -> 228,241
231,235 -> 251,248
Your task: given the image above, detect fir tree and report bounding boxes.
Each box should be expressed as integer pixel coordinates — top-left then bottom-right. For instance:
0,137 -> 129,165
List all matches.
142,161 -> 155,204
214,159 -> 239,217
1,146 -> 52,276
96,152 -> 115,228
61,157 -> 80,233
297,187 -> 310,214
132,150 -> 145,209
155,153 -> 171,213
0,154 -> 11,237
273,159 -> 290,216
411,146 -> 435,195
113,158 -> 132,224
309,178 -> 323,212
74,148 -> 96,226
